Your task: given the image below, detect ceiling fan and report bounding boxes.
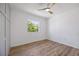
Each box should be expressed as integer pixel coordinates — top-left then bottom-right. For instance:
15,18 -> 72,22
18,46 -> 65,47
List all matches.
38,3 -> 55,14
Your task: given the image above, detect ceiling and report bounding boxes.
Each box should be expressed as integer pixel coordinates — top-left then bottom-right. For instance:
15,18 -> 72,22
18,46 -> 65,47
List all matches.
9,3 -> 55,19
9,3 -> 79,19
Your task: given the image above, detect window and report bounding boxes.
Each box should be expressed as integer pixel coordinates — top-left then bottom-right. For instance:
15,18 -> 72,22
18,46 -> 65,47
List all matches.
27,20 -> 39,32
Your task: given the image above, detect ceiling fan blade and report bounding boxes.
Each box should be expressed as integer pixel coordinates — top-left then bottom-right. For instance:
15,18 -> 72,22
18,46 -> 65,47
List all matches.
47,3 -> 51,8
52,3 -> 55,6
38,8 -> 50,11
51,3 -> 55,8
48,11 -> 53,14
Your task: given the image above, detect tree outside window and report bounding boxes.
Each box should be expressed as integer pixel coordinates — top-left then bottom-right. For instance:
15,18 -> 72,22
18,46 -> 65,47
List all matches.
27,20 -> 39,32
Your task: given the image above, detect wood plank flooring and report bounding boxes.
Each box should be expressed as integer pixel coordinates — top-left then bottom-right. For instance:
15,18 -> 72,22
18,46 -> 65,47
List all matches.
9,40 -> 79,56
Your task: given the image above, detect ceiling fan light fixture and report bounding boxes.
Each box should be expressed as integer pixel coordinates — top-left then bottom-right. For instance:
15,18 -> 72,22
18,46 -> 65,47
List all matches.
45,8 -> 50,11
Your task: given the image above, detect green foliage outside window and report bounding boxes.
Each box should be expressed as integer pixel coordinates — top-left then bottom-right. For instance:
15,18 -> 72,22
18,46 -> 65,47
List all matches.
27,21 -> 39,32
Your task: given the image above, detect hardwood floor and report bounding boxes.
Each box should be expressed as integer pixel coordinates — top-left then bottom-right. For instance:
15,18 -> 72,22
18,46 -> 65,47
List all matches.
9,40 -> 79,56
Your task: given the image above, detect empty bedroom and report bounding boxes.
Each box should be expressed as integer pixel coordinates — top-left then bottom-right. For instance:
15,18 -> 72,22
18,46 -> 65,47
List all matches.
0,3 -> 79,56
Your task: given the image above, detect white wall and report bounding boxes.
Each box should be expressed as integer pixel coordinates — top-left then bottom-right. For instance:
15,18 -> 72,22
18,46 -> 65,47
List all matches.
11,8 -> 48,47
48,3 -> 79,48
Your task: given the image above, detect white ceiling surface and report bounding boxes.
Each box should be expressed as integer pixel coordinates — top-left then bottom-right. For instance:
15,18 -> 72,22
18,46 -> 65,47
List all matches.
10,3 -> 79,19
